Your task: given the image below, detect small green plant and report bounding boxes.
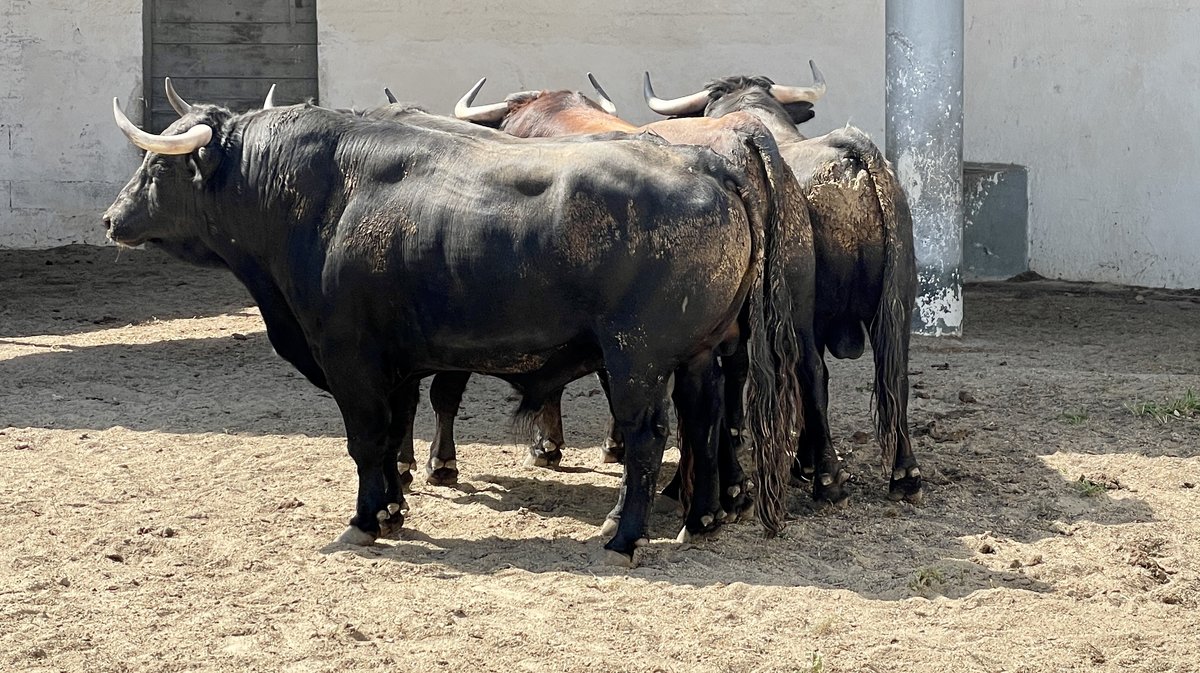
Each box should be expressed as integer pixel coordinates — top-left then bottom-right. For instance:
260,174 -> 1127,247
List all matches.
1127,389 -> 1200,423
807,652 -> 824,673
907,566 -> 945,592
1073,476 -> 1106,497
1061,409 -> 1089,424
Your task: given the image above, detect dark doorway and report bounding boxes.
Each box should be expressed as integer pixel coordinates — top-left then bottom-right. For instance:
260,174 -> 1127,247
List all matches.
145,0 -> 318,131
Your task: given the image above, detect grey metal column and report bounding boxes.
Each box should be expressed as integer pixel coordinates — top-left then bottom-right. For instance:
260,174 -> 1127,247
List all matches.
885,0 -> 964,337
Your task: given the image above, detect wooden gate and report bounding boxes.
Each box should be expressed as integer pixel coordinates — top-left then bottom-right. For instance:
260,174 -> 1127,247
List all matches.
145,0 -> 318,132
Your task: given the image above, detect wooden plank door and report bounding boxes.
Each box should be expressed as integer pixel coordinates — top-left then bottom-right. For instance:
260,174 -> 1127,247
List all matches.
146,0 -> 318,132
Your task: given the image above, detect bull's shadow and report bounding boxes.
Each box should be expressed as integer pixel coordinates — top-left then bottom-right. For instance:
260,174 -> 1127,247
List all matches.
0,246 -> 253,339
0,331 -> 344,437
415,471 -> 624,525
321,436 -> 1151,597
0,321 -> 617,460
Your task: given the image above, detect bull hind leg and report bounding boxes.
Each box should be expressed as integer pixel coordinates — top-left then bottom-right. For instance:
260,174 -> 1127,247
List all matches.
426,371 -> 470,485
716,344 -> 753,518
598,370 -> 671,567
671,353 -> 728,541
661,345 -> 753,518
793,339 -> 851,505
790,345 -> 824,482
394,380 -> 421,492
596,369 -> 625,464
526,386 -> 565,468
874,324 -> 921,502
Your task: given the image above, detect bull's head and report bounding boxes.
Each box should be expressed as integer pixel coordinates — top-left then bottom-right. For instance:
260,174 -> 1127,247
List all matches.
103,79 -> 234,264
452,77 -> 540,126
452,77 -> 629,138
643,60 -> 827,127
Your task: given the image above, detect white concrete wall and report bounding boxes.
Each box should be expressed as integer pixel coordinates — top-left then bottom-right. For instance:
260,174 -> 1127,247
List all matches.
0,0 -> 143,247
316,1 -> 884,134
318,1 -> 1200,289
4,2 -> 1197,288
964,1 -> 1200,288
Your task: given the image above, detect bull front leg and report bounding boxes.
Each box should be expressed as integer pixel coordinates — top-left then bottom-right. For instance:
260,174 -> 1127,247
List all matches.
332,367 -> 412,545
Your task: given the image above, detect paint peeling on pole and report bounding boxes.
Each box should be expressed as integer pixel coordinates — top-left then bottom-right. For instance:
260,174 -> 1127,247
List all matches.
886,0 -> 964,336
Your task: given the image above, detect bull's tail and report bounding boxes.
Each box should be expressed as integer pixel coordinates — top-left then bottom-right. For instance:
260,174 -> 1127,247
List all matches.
826,127 -> 917,475
509,380 -> 558,441
734,128 -> 806,538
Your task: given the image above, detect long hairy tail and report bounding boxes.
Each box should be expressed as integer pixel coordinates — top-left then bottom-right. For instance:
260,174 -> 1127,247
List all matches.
734,128 -> 806,538
826,127 -> 917,475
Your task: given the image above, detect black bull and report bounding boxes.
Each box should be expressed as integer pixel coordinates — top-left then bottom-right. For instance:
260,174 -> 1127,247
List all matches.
103,100 -> 803,563
686,76 -> 922,499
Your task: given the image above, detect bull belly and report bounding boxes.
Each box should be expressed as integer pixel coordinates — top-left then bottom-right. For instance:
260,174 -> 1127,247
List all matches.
417,339 -> 600,376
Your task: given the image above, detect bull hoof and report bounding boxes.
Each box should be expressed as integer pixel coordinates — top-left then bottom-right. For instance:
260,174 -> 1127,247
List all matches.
599,516 -> 619,537
813,469 -> 852,506
600,439 -> 624,464
525,441 -> 563,469
720,481 -> 754,519
398,463 -> 416,493
601,549 -> 636,568
374,503 -> 406,539
684,504 -> 728,537
336,526 -> 377,546
425,458 -> 458,486
789,461 -> 816,487
426,468 -> 458,486
888,466 -> 924,504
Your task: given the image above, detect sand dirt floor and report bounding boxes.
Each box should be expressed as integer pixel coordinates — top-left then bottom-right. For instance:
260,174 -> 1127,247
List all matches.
1,245 -> 1198,672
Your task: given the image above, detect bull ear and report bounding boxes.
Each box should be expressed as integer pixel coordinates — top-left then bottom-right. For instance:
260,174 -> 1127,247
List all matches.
782,101 -> 815,126
191,144 -> 223,183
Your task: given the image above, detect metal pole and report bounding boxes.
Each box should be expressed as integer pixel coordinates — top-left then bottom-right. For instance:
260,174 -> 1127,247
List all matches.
885,0 -> 964,337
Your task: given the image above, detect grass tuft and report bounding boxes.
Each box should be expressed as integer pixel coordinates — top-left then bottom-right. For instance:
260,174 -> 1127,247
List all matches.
907,566 -> 945,592
1061,409 -> 1089,424
1127,389 -> 1200,423
1073,476 -> 1107,497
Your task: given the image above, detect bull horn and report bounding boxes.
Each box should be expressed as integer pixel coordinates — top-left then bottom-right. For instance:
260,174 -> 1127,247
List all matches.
768,59 -> 827,104
263,84 -> 277,109
164,77 -> 192,116
586,72 -> 618,115
384,87 -> 398,104
643,72 -> 710,116
453,77 -> 510,123
113,98 -> 212,155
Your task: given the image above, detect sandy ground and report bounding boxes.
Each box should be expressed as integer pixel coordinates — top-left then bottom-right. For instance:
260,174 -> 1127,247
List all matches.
1,245 -> 1198,673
